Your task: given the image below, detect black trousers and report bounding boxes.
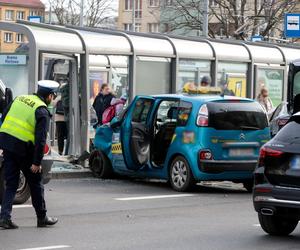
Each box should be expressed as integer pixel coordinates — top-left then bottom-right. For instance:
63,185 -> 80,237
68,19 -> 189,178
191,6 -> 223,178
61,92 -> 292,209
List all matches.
56,121 -> 68,155
0,150 -> 47,220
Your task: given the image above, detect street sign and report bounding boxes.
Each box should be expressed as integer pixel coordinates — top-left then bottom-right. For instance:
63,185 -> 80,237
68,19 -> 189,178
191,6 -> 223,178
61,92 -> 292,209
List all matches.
0,55 -> 26,65
28,16 -> 42,23
251,35 -> 263,42
285,13 -> 300,38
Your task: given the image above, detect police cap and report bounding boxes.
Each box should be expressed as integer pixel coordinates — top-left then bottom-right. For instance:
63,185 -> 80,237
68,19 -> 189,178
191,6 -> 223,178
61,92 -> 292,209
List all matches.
37,80 -> 59,96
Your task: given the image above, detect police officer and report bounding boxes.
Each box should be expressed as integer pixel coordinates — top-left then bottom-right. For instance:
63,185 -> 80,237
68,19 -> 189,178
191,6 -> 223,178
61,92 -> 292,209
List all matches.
0,80 -> 59,229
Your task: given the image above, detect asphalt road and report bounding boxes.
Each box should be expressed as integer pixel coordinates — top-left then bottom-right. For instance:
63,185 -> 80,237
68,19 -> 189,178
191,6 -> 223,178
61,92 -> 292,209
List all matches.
1,178 -> 300,250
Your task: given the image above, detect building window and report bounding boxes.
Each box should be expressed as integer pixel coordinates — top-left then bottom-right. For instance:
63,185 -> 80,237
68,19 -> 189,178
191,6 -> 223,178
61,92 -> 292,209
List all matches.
165,0 -> 173,6
148,23 -> 159,32
125,0 -> 133,10
4,33 -> 13,43
16,11 -> 25,20
5,10 -> 14,21
16,33 -> 24,43
135,0 -> 142,18
135,23 -> 141,32
135,11 -> 142,18
29,10 -> 38,16
124,23 -> 133,31
209,0 -> 217,7
162,23 -> 170,33
149,0 -> 159,7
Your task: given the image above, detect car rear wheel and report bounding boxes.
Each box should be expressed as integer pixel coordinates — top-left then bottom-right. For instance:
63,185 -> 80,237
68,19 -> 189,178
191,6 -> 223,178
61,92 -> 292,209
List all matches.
89,150 -> 113,179
0,168 -> 30,205
169,156 -> 196,192
258,213 -> 298,236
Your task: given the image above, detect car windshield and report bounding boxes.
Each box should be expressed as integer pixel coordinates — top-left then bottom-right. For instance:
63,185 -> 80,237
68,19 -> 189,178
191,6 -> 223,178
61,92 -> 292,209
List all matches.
207,101 -> 268,130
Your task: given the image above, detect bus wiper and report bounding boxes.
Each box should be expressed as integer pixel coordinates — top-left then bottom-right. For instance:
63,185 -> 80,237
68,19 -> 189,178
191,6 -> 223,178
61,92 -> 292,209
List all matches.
239,125 -> 260,130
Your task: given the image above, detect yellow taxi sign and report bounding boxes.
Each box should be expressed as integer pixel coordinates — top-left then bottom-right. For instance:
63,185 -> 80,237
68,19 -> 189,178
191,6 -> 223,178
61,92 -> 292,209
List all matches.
182,83 -> 222,95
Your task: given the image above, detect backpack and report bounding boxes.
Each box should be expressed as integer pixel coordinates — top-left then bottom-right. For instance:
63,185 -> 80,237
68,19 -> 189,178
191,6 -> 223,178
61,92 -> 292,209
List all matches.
55,100 -> 64,115
102,105 -> 116,124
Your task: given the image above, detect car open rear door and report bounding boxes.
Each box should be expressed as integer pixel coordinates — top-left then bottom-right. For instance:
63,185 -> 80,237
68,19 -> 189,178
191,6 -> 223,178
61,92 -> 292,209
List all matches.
287,59 -> 300,112
121,96 -> 155,170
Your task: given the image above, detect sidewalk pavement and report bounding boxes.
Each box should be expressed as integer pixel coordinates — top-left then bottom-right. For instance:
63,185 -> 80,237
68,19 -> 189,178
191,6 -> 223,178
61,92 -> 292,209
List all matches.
50,150 -> 93,179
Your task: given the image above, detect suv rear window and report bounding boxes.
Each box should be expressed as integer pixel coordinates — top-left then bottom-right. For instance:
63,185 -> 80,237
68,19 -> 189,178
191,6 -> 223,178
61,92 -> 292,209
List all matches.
207,101 -> 268,130
275,117 -> 300,144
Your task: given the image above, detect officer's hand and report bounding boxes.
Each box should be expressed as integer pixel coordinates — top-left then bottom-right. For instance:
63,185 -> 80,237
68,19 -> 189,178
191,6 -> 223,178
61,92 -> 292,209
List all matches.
31,164 -> 42,173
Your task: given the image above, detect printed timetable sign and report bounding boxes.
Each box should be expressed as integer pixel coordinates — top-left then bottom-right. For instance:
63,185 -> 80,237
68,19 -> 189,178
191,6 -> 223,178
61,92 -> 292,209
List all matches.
0,55 -> 26,65
285,13 -> 300,38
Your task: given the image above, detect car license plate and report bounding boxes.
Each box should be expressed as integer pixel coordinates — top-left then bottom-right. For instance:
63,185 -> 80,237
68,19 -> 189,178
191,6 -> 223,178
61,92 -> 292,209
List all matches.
229,148 -> 253,157
290,155 -> 300,170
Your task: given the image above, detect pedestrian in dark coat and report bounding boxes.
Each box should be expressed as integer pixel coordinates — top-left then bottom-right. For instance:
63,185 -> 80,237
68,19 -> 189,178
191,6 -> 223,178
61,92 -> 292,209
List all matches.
92,83 -> 114,127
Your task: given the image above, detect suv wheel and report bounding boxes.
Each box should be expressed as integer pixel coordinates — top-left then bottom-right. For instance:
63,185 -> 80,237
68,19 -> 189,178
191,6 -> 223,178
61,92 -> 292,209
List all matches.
258,213 -> 298,236
169,156 -> 196,192
89,150 -> 113,179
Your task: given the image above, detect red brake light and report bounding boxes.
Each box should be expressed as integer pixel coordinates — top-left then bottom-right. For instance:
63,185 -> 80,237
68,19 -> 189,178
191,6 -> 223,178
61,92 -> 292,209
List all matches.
197,104 -> 209,126
44,144 -> 50,155
199,150 -> 213,160
258,147 -> 283,166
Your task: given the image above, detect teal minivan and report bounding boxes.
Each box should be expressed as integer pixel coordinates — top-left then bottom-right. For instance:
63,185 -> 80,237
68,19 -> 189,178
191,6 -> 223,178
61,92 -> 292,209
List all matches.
90,93 -> 270,192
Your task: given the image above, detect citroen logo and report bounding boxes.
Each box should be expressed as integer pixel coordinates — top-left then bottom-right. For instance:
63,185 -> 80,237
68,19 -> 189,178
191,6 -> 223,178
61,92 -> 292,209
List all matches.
240,133 -> 246,140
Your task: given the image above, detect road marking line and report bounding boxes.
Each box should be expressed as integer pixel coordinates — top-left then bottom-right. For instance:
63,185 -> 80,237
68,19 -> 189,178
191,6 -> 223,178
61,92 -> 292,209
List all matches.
0,205 -> 32,209
13,204 -> 32,208
253,224 -> 261,227
115,194 -> 194,201
18,245 -> 71,250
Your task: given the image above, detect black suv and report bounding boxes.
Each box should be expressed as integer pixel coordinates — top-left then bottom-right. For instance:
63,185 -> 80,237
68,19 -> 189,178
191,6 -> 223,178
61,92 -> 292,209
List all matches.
253,113 -> 300,236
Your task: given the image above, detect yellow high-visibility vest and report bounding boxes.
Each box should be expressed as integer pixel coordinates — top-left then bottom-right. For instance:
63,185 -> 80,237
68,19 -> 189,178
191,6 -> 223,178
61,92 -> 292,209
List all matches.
0,95 -> 46,143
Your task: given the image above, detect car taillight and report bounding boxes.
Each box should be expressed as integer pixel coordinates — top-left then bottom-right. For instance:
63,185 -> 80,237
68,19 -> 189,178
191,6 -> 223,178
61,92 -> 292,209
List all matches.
44,144 -> 50,155
277,118 -> 289,127
199,149 -> 213,160
258,147 -> 283,167
197,104 -> 208,126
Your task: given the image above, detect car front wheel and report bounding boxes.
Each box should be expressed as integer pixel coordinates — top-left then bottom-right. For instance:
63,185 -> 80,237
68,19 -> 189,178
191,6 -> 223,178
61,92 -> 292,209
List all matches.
89,150 -> 113,179
258,213 -> 298,236
169,156 -> 196,192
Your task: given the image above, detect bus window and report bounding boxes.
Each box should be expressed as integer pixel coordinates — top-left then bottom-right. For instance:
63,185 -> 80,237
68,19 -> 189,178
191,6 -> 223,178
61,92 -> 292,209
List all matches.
178,59 -> 211,92
217,62 -> 248,97
256,68 -> 284,107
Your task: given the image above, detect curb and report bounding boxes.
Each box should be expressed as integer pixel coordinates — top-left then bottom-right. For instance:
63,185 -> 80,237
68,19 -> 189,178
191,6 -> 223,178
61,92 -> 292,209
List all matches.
51,170 -> 93,179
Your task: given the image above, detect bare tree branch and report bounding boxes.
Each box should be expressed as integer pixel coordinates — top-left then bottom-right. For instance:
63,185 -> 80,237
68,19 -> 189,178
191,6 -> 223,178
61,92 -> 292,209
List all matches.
159,0 -> 298,40
48,0 -> 115,27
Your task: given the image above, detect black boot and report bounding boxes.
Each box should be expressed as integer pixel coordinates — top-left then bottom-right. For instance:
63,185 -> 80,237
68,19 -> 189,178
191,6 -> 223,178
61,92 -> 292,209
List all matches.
37,216 -> 58,228
0,218 -> 19,229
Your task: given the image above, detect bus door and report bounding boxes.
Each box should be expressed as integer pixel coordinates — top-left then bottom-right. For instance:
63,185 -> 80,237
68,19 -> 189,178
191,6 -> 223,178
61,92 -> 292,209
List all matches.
40,53 -> 81,157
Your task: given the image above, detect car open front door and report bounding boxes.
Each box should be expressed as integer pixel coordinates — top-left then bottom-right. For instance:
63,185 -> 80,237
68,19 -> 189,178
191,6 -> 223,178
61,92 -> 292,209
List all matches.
288,59 -> 300,112
121,96 -> 155,170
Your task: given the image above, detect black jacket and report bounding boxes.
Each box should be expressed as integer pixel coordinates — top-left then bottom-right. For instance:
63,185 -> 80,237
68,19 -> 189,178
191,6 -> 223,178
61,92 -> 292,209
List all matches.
0,94 -> 50,166
92,93 -> 114,125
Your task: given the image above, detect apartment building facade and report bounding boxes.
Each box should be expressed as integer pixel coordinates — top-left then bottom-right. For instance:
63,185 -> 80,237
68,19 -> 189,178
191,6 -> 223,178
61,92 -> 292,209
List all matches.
118,0 -> 160,33
0,0 -> 45,53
